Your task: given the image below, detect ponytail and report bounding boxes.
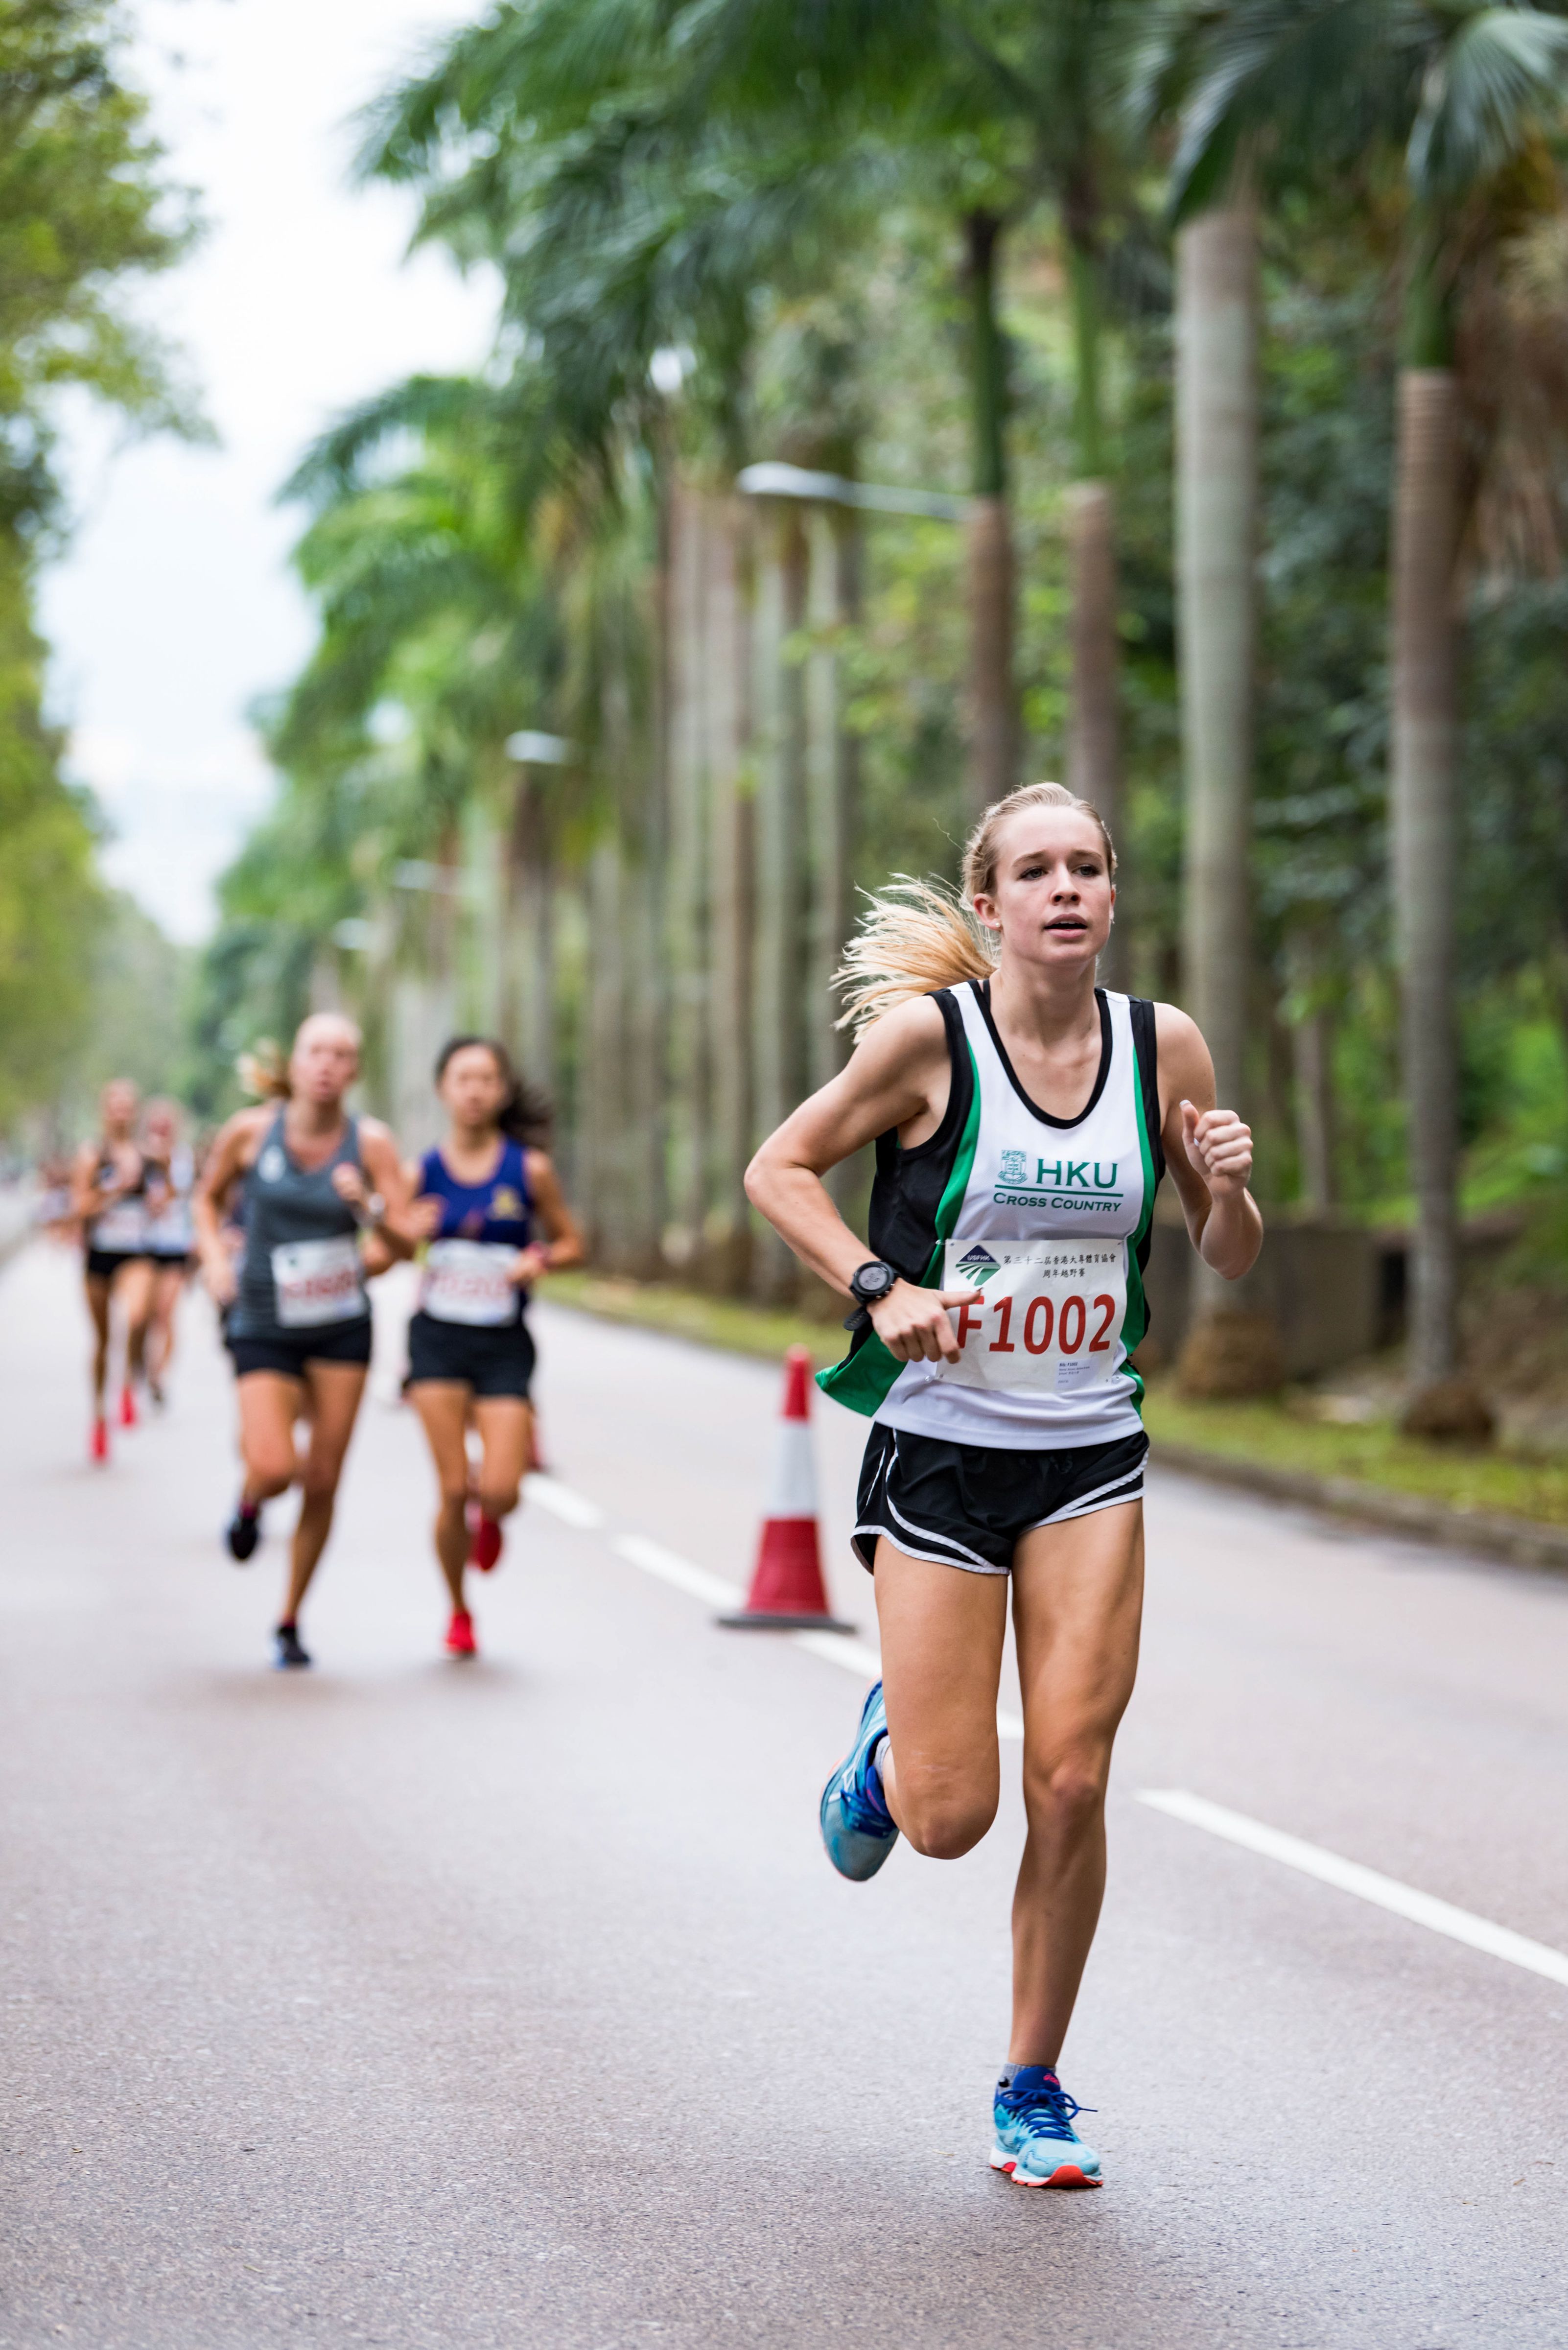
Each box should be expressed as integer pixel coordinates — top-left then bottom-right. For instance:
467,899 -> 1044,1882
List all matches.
237,1038 -> 290,1100
434,1035 -> 553,1147
836,781 -> 1118,1037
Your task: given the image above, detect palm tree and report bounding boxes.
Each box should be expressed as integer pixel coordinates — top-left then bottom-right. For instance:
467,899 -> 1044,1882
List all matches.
1174,0 -> 1568,1418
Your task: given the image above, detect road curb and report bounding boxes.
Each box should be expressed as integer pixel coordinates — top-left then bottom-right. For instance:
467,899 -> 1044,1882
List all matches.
1150,1441 -> 1568,1575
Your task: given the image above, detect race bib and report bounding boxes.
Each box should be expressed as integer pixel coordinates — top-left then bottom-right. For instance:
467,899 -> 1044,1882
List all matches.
271,1235 -> 366,1328
93,1201 -> 145,1250
420,1239 -> 520,1326
936,1241 -> 1127,1393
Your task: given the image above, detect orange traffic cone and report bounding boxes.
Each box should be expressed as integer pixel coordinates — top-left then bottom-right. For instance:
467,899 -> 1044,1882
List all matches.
719,1346 -> 854,1631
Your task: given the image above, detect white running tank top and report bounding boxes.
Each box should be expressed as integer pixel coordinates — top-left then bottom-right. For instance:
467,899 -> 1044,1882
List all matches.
819,982 -> 1164,1451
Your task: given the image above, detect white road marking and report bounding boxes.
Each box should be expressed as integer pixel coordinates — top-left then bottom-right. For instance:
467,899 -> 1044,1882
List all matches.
530,1474 -> 1028,1739
610,1532 -> 741,1612
526,1475 -> 607,1531
1139,1788 -> 1568,1990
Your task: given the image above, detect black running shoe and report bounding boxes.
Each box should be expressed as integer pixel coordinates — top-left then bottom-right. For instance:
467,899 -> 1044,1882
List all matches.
274,1623 -> 311,1670
225,1504 -> 260,1563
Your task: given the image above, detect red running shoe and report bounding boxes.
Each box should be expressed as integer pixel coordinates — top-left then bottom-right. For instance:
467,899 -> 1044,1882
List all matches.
118,1384 -> 138,1429
445,1607 -> 477,1657
468,1511 -> 504,1573
90,1417 -> 109,1464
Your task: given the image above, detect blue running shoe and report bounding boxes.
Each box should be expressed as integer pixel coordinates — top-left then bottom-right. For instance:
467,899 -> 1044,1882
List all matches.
990,2067 -> 1101,2188
819,1681 -> 898,1881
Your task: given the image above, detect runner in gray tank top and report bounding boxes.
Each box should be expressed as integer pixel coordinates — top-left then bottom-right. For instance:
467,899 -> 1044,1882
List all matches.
194,1014 -> 414,1669
746,781 -> 1262,2192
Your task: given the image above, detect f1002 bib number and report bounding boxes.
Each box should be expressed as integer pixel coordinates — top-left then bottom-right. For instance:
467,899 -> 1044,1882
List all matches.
936,1240 -> 1126,1393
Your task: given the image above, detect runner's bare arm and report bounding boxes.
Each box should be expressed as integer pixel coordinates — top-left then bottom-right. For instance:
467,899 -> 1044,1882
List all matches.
192,1109 -> 267,1303
1152,1004 -> 1263,1281
745,996 -> 978,1366
331,1120 -> 418,1264
516,1152 -> 585,1282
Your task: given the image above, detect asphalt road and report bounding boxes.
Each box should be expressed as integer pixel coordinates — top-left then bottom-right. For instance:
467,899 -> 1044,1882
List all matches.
3,1239 -> 1567,2350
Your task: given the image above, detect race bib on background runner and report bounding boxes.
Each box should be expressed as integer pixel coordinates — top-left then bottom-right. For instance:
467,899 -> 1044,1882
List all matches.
420,1239 -> 521,1326
271,1236 -> 366,1328
935,1240 -> 1127,1393
93,1201 -> 145,1251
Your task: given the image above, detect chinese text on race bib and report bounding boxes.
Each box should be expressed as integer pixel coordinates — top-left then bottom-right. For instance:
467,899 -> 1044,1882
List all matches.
420,1239 -> 521,1326
271,1236 -> 366,1328
936,1241 -> 1127,1393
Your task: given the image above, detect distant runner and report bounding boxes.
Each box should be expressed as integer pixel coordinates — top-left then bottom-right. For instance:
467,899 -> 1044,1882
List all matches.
140,1099 -> 196,1406
70,1079 -> 156,1460
404,1037 -> 583,1658
194,1015 -> 411,1669
746,780 -> 1262,2191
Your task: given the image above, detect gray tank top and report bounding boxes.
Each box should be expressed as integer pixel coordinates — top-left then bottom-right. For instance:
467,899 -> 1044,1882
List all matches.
232,1109 -> 370,1339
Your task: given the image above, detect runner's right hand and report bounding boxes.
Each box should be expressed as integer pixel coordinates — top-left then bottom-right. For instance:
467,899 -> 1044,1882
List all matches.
201,1249 -> 237,1308
868,1280 -> 980,1364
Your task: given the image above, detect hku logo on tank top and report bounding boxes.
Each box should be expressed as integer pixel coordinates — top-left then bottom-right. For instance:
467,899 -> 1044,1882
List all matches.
869,985 -> 1159,1450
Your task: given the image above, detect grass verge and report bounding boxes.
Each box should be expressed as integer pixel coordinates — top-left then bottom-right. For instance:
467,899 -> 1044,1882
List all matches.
1141,1388 -> 1568,1531
545,1268 -> 1568,1531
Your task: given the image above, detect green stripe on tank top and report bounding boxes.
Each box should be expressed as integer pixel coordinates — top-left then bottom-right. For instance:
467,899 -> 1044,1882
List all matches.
1120,1020 -> 1159,1415
816,1038 -> 983,1419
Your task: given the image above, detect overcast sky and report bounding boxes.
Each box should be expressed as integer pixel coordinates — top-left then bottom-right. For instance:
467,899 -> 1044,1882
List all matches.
39,0 -> 498,943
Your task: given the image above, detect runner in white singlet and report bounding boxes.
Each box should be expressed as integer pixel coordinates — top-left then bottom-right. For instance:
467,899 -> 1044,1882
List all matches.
746,780 -> 1262,2191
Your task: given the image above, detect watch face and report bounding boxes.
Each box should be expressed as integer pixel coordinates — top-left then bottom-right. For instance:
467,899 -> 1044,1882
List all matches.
857,1262 -> 895,1300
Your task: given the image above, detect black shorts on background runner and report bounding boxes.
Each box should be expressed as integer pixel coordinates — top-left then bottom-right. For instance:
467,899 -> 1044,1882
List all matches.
229,1321 -> 374,1380
85,1248 -> 146,1282
405,1311 -> 536,1400
853,1423 -> 1148,1574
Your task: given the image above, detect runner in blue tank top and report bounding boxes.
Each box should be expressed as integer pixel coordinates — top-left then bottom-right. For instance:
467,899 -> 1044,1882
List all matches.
194,1014 -> 413,1669
746,781 -> 1263,2190
403,1036 -> 584,1658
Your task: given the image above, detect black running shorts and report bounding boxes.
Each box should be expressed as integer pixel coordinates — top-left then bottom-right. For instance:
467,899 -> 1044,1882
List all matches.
229,1319 -> 374,1379
852,1422 -> 1148,1575
85,1248 -> 146,1281
405,1310 -> 536,1400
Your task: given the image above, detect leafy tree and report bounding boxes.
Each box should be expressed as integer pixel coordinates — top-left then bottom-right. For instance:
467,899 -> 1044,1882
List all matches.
1174,0 -> 1568,1405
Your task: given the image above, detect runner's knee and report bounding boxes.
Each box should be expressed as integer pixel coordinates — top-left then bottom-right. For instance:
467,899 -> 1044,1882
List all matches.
477,1480 -> 519,1521
437,1474 -> 469,1512
246,1451 -> 295,1498
895,1767 -> 998,1861
1022,1750 -> 1110,1841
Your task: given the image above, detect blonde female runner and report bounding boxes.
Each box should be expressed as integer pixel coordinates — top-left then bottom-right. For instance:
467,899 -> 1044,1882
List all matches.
745,781 -> 1261,2189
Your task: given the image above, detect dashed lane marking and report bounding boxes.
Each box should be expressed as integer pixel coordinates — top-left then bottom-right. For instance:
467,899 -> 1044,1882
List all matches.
526,1475 -> 1026,1741
1139,1788 -> 1568,1990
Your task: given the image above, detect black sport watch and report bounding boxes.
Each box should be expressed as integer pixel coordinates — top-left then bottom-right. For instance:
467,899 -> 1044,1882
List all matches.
844,1258 -> 899,1333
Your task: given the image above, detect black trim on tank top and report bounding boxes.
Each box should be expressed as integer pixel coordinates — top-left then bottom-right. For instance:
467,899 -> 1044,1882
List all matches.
862,988 -> 974,1305
1127,995 -> 1166,1184
971,979 -> 1112,1130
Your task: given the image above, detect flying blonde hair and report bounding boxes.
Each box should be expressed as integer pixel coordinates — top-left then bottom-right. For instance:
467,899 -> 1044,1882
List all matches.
835,781 -> 1117,1035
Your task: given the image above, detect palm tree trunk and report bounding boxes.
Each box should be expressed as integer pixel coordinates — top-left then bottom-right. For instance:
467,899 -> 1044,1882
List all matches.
750,496 -> 810,1300
1063,219 -> 1125,987
963,208 -> 1017,817
1391,365 -> 1461,1391
704,493 -> 753,1294
664,475 -> 709,1272
1176,199 -> 1266,1367
1066,481 -> 1124,981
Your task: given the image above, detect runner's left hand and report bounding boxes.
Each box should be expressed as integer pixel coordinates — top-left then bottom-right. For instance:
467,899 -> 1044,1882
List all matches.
511,1245 -> 550,1285
331,1164 -> 369,1209
1180,1102 -> 1253,1198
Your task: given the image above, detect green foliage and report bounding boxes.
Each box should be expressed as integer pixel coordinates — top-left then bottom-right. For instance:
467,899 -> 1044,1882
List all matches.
0,539 -> 97,1122
0,0 -> 199,1131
